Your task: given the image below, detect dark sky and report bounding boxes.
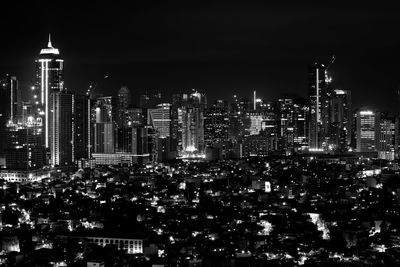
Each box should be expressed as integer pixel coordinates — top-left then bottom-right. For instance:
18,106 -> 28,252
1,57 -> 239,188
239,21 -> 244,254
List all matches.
1,2 -> 400,111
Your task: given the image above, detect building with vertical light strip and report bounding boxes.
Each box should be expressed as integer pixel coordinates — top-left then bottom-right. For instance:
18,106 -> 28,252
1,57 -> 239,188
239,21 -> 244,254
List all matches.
50,90 -> 75,166
308,62 -> 326,151
35,35 -> 64,149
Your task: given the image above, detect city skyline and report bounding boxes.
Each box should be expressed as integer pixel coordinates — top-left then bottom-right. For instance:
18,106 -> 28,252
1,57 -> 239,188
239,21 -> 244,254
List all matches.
3,4 -> 400,266
1,2 -> 400,111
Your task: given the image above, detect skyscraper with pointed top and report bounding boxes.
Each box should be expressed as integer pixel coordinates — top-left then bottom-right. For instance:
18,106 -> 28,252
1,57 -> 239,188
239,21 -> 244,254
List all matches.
35,34 -> 64,149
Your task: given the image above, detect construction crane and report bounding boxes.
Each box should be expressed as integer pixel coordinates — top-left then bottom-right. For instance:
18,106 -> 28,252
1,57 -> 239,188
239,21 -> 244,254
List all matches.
326,55 -> 335,71
86,75 -> 109,97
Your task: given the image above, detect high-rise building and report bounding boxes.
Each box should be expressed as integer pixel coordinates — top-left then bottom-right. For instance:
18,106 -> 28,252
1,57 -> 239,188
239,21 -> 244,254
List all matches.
329,89 -> 352,152
171,90 -> 206,156
308,62 -> 328,151
74,94 -> 91,159
148,103 -> 171,138
177,90 -> 206,155
356,109 -> 379,153
94,123 -> 115,153
49,91 -> 74,166
0,75 -> 19,164
117,86 -> 130,127
181,106 -> 204,154
204,100 -> 229,147
6,124 -> 45,170
92,96 -> 118,153
35,35 -> 64,149
378,113 -> 396,160
228,96 -> 249,143
275,98 -> 309,152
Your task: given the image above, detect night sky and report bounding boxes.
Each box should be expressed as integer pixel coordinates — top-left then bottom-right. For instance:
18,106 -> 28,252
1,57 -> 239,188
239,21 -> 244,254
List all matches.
1,2 -> 400,111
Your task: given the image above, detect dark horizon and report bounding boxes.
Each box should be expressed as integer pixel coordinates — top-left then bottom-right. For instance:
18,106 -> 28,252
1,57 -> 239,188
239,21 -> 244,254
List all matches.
1,2 -> 400,111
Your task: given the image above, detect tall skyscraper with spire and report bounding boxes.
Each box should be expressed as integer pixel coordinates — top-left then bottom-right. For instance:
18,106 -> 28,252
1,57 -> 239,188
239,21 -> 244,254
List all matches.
35,34 -> 64,149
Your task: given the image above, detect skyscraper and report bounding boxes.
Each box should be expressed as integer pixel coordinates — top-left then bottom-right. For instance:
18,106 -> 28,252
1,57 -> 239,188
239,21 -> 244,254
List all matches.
6,124 -> 45,170
35,35 -> 64,148
92,96 -> 117,154
204,100 -> 229,147
173,90 -> 206,156
0,75 -> 19,165
148,103 -> 171,138
117,86 -> 130,127
49,91 -> 74,166
330,89 -> 352,152
308,62 -> 327,151
356,109 -> 379,153
74,94 -> 91,159
378,113 -> 396,160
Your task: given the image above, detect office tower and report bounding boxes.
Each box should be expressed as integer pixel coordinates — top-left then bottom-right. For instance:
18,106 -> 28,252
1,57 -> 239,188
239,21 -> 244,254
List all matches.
292,99 -> 309,150
94,123 -> 115,153
329,89 -> 352,152
115,126 -> 149,154
0,75 -> 19,123
117,86 -> 130,127
181,106 -> 204,154
308,62 -> 328,151
204,100 -> 229,147
378,113 -> 396,160
243,130 -> 278,156
275,98 -> 309,152
94,96 -> 117,123
172,90 -> 206,156
140,89 -> 162,108
35,35 -> 64,148
148,103 -> 171,138
92,96 -> 118,153
6,124 -> 45,170
171,90 -> 206,156
74,94 -> 91,159
356,109 -> 379,153
247,112 -> 265,136
49,91 -> 74,166
0,75 -> 19,165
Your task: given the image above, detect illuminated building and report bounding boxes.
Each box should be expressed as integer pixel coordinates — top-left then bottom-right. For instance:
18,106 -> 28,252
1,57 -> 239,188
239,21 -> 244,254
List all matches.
248,112 -> 265,136
126,108 -> 146,127
0,75 -> 19,123
94,123 -> 115,153
204,100 -> 229,147
74,94 -> 91,159
148,103 -> 171,138
172,90 -> 206,156
35,34 -> 64,148
0,75 -> 19,165
49,91 -> 75,166
6,124 -> 45,170
92,96 -> 118,153
181,106 -> 204,154
276,98 -> 308,151
308,62 -> 330,151
117,86 -> 130,127
329,89 -> 352,152
356,109 -> 379,153
228,96 -> 250,142
378,114 -> 396,160
243,130 -> 278,156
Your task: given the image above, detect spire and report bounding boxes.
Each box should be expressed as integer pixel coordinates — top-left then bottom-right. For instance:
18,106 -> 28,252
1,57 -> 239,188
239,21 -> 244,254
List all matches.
47,33 -> 52,48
